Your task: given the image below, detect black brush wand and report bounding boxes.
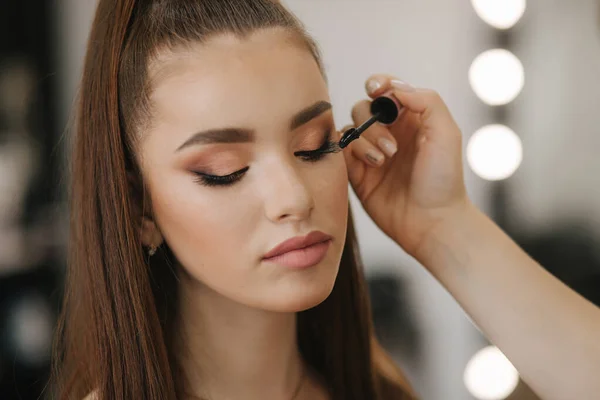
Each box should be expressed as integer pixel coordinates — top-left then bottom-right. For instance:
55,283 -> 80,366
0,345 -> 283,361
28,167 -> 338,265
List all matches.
338,95 -> 401,149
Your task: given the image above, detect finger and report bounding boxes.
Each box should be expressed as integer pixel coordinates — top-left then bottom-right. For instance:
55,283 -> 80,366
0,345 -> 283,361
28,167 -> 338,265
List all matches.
364,73 -> 405,98
365,74 -> 459,134
350,100 -> 398,158
348,136 -> 386,168
389,87 -> 460,135
364,74 -> 449,118
340,123 -> 386,168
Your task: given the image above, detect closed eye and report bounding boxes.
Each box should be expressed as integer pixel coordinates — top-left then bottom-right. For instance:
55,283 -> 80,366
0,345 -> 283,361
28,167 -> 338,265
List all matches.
192,167 -> 249,187
294,128 -> 339,162
193,128 -> 338,188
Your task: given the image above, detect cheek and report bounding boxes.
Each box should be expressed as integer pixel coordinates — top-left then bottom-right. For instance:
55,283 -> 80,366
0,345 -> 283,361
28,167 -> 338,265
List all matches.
327,155 -> 348,197
312,155 -> 349,226
148,172 -> 254,279
143,153 -> 348,303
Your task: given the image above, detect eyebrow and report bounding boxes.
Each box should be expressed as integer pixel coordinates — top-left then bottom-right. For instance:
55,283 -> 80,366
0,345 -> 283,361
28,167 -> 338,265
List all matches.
289,100 -> 332,131
175,100 -> 332,152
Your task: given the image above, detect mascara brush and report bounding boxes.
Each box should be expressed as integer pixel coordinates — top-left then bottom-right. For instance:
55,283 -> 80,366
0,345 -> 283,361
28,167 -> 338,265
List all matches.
335,94 -> 402,151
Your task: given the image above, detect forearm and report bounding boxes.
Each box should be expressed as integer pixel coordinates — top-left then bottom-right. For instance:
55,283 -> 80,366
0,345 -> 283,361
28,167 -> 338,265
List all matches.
414,202 -> 600,400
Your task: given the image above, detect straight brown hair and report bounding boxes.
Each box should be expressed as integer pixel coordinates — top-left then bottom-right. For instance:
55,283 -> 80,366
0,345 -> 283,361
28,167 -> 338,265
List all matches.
48,0 -> 417,399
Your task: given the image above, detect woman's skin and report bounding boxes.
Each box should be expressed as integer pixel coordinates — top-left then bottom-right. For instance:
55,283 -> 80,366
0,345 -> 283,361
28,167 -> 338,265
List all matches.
134,24 -> 600,400
349,75 -> 600,400
139,29 -> 345,400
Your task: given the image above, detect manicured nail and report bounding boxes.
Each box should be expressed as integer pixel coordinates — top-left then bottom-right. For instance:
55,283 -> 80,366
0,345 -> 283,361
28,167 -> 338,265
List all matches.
391,80 -> 416,92
366,78 -> 382,95
377,137 -> 397,157
366,149 -> 384,165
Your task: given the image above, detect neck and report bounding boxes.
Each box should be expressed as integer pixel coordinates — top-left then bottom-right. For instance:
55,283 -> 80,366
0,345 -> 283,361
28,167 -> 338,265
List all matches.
173,274 -> 309,400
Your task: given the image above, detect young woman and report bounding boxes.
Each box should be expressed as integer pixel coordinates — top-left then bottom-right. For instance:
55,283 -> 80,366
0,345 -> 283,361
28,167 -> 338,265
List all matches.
49,1 -> 600,399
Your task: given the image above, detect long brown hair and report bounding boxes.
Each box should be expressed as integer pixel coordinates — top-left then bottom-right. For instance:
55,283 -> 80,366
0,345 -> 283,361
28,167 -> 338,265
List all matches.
48,0 -> 416,399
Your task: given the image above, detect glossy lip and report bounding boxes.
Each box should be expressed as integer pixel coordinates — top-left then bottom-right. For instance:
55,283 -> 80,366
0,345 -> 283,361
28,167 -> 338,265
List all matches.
262,230 -> 333,260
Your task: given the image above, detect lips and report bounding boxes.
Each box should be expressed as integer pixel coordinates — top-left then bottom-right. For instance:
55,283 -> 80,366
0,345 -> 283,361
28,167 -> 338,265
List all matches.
262,230 -> 333,259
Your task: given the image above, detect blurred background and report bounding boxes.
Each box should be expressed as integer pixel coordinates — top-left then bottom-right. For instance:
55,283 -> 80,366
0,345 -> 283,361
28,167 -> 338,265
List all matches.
1,0 -> 599,399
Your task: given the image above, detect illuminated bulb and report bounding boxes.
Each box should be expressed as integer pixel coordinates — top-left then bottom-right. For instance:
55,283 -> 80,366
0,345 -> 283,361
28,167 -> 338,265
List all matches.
469,49 -> 524,106
471,0 -> 526,29
464,346 -> 519,400
7,294 -> 53,366
467,125 -> 522,181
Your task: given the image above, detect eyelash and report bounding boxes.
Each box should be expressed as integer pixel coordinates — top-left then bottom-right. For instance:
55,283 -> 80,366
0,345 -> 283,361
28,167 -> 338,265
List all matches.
193,130 -> 337,188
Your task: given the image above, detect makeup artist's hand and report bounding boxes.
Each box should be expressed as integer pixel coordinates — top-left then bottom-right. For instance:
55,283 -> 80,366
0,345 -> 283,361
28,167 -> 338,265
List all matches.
343,74 -> 471,256
343,77 -> 600,400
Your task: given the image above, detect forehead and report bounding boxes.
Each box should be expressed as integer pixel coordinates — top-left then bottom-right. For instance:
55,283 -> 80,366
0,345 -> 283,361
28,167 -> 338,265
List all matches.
148,29 -> 328,132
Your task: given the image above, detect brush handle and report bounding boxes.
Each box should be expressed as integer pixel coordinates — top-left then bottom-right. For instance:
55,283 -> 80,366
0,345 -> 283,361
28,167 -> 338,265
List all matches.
338,127 -> 359,149
338,93 -> 402,149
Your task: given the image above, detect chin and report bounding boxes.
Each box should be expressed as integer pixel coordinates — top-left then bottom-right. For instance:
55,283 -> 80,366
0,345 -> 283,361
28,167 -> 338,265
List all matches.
265,270 -> 338,313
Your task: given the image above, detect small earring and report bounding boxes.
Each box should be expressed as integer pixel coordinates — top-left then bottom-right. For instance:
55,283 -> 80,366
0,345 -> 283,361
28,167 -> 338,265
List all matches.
148,245 -> 157,256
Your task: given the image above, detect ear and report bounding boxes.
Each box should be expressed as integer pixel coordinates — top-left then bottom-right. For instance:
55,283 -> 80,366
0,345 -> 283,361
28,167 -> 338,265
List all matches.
127,168 -> 164,248
140,215 -> 164,248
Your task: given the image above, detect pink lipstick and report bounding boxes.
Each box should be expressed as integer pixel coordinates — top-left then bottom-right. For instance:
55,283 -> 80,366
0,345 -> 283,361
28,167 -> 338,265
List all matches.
262,230 -> 332,269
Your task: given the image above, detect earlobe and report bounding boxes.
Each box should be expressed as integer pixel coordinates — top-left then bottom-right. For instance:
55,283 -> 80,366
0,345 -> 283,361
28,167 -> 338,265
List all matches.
128,169 -> 162,248
140,216 -> 164,248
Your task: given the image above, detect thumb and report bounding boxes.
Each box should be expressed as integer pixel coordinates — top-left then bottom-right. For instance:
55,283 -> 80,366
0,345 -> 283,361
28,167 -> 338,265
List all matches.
389,82 -> 459,133
365,75 -> 458,134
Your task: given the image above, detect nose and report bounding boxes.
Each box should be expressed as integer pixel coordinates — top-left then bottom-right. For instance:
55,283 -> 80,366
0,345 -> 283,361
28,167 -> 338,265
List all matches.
262,161 -> 315,223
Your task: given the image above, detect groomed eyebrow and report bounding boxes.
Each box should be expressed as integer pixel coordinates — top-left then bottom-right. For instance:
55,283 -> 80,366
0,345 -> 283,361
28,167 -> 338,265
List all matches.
175,128 -> 253,152
289,100 -> 332,131
175,100 -> 332,152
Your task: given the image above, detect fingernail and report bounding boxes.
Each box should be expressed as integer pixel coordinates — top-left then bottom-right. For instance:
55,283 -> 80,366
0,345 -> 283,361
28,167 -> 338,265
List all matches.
366,78 -> 382,95
377,137 -> 397,157
366,149 -> 384,165
391,80 -> 416,92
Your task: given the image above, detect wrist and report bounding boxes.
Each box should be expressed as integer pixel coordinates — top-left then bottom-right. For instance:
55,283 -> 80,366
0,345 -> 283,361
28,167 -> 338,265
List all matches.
411,197 -> 479,267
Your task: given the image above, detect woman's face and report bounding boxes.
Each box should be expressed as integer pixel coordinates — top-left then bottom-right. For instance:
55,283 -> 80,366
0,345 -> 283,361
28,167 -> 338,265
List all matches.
138,29 -> 349,312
